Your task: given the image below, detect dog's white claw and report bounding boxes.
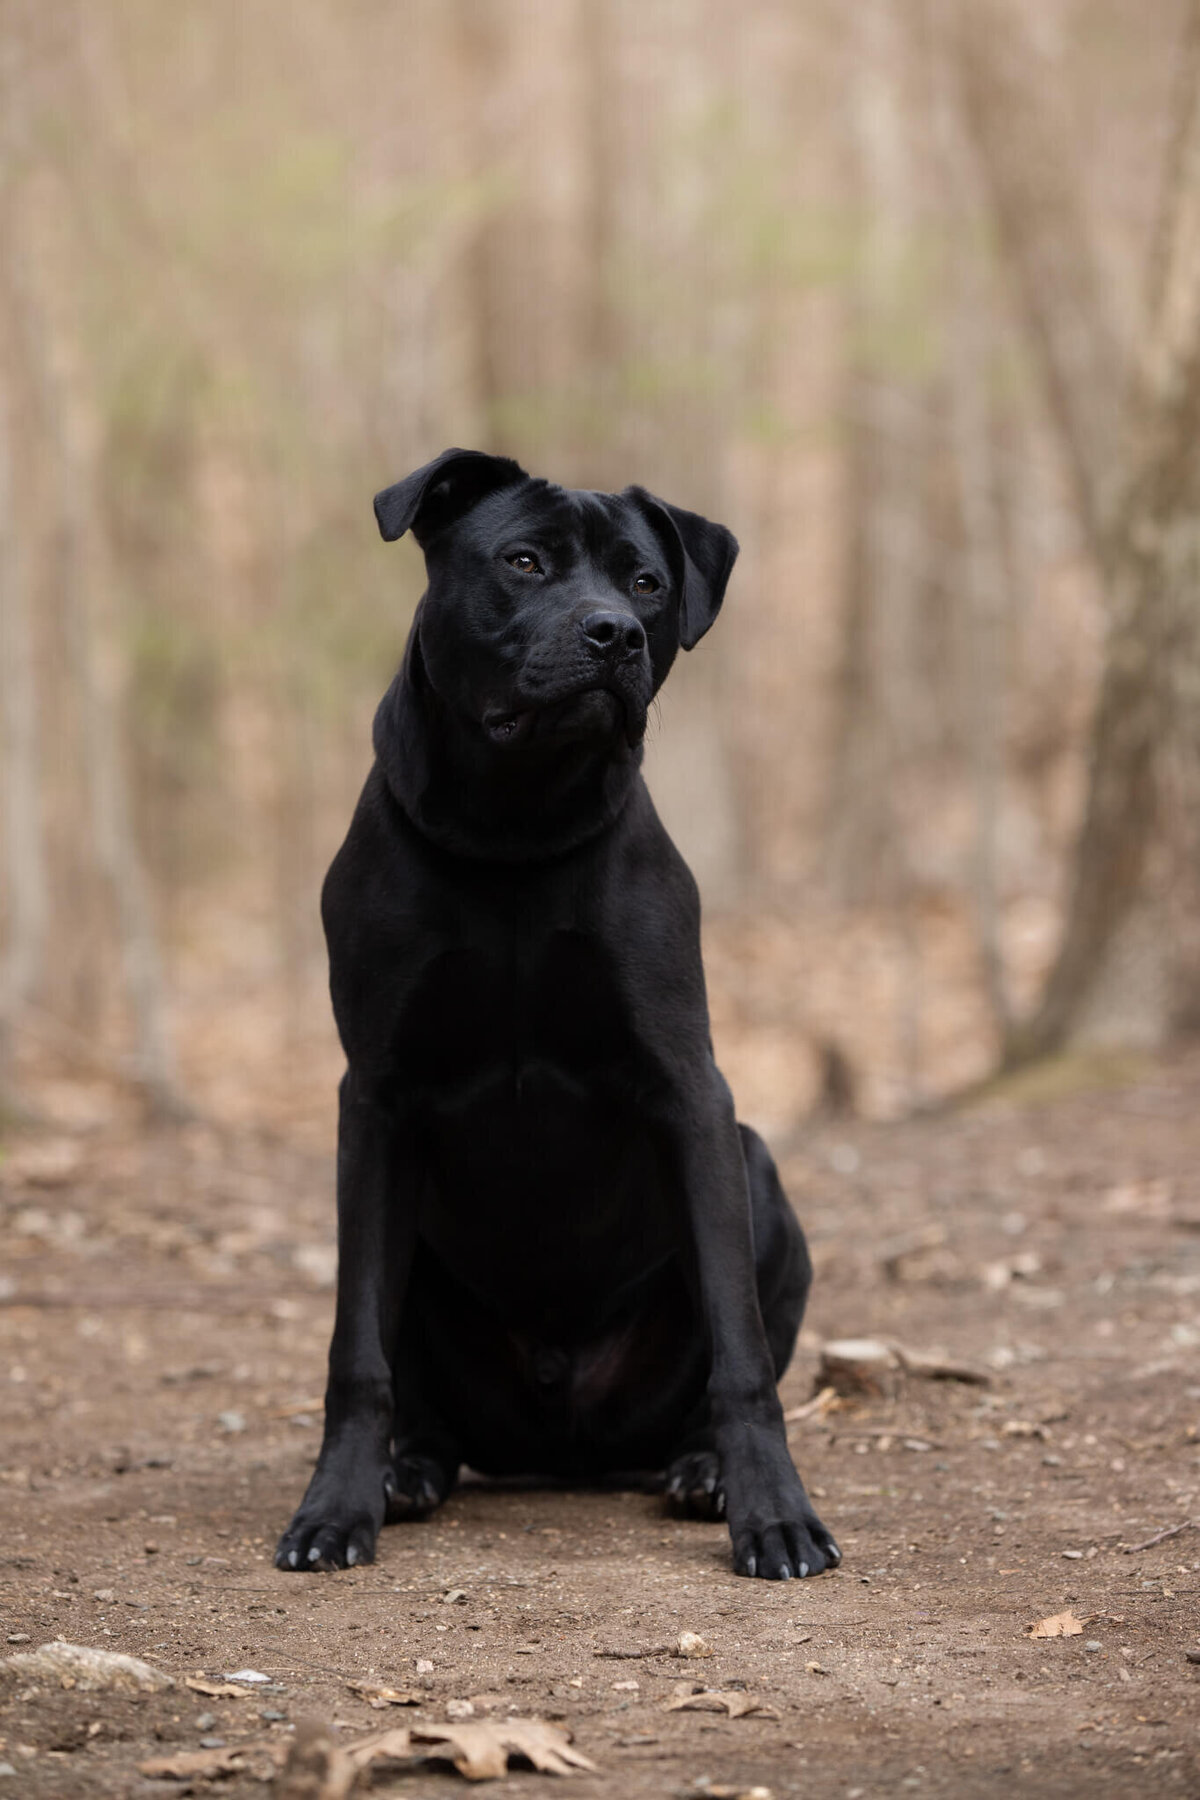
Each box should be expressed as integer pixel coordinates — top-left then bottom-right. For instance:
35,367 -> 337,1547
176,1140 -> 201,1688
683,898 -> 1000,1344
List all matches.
799,1560 -> 809,1577
287,1550 -> 299,1568
307,1546 -> 323,1563
346,1545 -> 359,1566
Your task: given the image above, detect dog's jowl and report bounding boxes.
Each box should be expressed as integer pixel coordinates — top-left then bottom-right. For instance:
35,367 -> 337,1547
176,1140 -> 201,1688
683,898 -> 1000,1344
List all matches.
275,449 -> 840,1581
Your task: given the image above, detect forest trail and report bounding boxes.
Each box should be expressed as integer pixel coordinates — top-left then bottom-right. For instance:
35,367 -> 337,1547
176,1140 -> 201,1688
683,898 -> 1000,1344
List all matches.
1,1056 -> 1198,1797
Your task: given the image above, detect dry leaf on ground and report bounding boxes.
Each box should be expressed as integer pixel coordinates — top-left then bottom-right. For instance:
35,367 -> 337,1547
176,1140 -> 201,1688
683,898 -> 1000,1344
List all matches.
344,1679 -> 423,1707
783,1385 -> 838,1424
185,1676 -> 258,1698
344,1717 -> 597,1781
137,1745 -> 250,1779
1027,1610 -> 1086,1638
676,1786 -> 774,1799
3,1640 -> 174,1693
1102,1178 -> 1173,1217
665,1687 -> 779,1719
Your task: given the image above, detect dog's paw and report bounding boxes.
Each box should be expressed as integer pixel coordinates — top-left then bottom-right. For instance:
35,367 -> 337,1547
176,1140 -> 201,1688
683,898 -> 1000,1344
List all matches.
731,1508 -> 841,1581
274,1467 -> 389,1572
385,1452 -> 453,1522
664,1449 -> 725,1520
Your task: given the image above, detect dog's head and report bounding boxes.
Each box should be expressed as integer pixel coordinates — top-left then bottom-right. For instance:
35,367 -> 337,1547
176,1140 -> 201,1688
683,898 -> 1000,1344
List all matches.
374,449 -> 738,756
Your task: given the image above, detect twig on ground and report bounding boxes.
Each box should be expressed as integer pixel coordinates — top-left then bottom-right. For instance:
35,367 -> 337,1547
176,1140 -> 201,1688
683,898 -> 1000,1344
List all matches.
1123,1519 -> 1195,1553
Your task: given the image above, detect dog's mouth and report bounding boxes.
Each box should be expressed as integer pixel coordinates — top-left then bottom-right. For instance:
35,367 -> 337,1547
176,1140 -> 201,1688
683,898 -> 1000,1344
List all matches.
483,709 -> 535,746
483,686 -> 644,750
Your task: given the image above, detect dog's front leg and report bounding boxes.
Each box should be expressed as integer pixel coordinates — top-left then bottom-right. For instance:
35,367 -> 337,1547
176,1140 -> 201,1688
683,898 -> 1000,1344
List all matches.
669,1066 -> 840,1581
275,1068 -> 415,1571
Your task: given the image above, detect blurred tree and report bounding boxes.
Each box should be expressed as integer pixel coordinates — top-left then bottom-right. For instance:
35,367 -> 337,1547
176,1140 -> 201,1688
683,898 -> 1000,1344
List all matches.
958,0 -> 1200,1060
0,291 -> 48,1104
829,0 -> 935,1097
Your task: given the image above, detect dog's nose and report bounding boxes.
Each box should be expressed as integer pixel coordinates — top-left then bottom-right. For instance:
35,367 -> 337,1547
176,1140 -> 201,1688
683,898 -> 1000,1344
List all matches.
581,611 -> 646,658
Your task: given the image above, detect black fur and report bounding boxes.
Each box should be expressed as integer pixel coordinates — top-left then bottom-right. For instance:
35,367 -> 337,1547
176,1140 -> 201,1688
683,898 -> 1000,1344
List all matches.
275,450 -> 839,1581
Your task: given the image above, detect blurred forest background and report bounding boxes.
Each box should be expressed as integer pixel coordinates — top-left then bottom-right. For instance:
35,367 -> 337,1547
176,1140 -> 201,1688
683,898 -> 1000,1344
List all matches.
2,0 -> 1200,1137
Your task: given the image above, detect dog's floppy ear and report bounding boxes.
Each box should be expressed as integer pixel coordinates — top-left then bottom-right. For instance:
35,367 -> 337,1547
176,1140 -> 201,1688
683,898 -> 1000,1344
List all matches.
374,448 -> 528,548
625,487 -> 739,650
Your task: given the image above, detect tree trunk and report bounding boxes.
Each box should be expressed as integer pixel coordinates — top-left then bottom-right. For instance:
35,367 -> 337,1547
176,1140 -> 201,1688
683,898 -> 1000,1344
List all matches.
19,188 -> 184,1116
829,0 -> 930,914
956,0 -> 1200,1061
0,294 -> 48,1099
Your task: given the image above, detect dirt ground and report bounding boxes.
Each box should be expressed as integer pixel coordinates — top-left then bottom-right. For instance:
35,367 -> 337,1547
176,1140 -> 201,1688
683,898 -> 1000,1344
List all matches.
2,1049 -> 1200,1799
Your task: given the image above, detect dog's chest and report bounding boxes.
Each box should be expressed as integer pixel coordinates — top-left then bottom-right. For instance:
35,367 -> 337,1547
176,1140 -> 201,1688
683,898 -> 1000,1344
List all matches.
398,923 -> 634,1101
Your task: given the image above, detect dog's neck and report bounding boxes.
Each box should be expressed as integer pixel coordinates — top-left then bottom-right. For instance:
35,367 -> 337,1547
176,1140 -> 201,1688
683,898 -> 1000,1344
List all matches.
372,638 -> 643,863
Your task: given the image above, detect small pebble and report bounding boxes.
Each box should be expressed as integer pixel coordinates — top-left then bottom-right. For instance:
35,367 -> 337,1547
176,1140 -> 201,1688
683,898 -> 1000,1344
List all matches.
144,1542 -> 159,1555
1062,1549 -> 1084,1560
0,1763 -> 16,1778
92,1589 -> 115,1603
260,1709 -> 287,1722
1085,1641 -> 1102,1653
1184,1649 -> 1200,1665
677,1631 -> 712,1659
217,1411 -> 246,1434
445,1698 -> 475,1720
415,1659 -> 434,1674
4,1635 -> 30,1645
199,1736 -> 225,1750
196,1712 -> 215,1731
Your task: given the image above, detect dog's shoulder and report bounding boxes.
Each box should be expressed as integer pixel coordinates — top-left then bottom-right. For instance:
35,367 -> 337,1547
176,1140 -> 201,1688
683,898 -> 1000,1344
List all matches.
320,763 -> 454,1047
603,777 -> 701,924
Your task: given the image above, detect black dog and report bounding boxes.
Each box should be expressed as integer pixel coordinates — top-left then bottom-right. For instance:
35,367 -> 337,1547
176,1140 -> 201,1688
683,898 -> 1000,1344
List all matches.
275,449 -> 839,1581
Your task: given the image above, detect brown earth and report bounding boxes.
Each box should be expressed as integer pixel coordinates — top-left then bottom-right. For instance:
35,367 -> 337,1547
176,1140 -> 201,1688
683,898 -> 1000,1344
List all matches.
2,1051 -> 1200,1798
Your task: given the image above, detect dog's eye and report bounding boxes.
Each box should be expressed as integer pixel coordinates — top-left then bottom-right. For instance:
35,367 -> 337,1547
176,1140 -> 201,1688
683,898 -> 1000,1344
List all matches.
506,552 -> 543,576
633,573 -> 660,595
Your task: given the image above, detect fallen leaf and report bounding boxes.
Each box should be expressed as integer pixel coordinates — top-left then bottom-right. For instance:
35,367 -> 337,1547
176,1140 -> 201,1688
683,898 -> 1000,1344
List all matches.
137,1746 -> 247,1779
1027,1610 -> 1086,1639
185,1677 -> 257,1699
676,1786 -> 773,1799
783,1386 -> 839,1424
665,1688 -> 778,1719
345,1717 -> 597,1781
1103,1178 -> 1173,1217
345,1679 -> 422,1708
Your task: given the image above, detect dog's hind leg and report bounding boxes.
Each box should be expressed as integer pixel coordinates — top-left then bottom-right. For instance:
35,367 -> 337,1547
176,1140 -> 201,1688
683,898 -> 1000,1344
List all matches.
664,1123 -> 811,1522
664,1414 -> 724,1520
386,1343 -> 461,1522
739,1122 -> 811,1379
